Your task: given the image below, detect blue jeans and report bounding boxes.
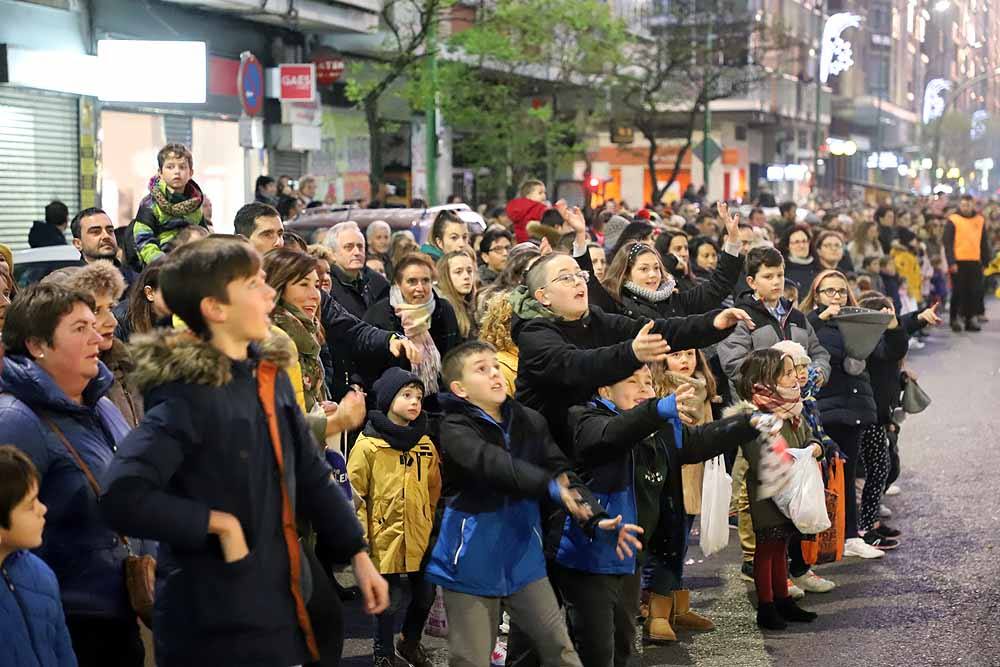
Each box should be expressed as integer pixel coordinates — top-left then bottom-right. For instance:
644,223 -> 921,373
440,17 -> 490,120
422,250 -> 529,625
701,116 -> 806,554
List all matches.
641,514 -> 695,595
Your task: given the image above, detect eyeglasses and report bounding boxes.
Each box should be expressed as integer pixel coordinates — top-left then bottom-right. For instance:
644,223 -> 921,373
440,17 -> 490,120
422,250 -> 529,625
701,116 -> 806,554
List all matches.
820,242 -> 843,250
547,270 -> 590,287
489,244 -> 511,255
818,288 -> 849,298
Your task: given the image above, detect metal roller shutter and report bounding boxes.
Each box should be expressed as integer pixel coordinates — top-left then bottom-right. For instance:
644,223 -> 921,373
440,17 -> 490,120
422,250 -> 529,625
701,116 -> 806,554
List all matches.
269,149 -> 306,180
0,87 -> 80,250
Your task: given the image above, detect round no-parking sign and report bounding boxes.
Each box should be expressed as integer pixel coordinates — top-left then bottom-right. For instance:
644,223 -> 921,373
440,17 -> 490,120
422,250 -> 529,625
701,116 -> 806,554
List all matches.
238,51 -> 264,117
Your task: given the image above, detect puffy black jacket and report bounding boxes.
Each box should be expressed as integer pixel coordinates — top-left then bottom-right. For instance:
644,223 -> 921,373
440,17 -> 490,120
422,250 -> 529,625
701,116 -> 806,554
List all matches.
868,312 -> 924,424
577,247 -> 742,320
806,308 -> 908,427
512,304 -> 729,454
101,331 -> 364,667
321,290 -> 394,400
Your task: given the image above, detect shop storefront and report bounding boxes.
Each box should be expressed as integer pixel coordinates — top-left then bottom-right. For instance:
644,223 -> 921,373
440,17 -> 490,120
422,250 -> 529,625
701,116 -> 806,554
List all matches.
100,110 -> 247,234
0,86 -> 82,249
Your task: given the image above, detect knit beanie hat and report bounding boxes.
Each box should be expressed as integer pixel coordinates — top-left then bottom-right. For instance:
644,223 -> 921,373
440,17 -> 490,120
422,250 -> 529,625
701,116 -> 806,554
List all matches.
771,339 -> 810,366
603,215 -> 631,251
373,367 -> 425,414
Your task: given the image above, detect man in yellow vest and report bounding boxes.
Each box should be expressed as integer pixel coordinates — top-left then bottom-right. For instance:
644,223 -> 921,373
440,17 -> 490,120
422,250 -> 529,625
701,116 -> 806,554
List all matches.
944,194 -> 991,332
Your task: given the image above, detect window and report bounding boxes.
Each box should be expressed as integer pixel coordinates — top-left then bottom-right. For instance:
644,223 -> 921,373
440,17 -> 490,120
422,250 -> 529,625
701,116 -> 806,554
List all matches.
867,52 -> 891,95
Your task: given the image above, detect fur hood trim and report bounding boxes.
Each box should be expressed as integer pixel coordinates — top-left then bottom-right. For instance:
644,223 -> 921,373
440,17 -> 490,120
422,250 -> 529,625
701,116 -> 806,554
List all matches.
129,328 -> 295,392
42,260 -> 126,301
722,400 -> 757,419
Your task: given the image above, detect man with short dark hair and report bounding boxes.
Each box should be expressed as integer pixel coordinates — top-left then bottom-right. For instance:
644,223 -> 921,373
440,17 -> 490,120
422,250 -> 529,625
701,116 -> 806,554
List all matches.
28,200 -> 69,248
234,202 -> 285,255
774,201 -> 797,238
944,194 -> 990,332
478,228 -> 513,284
71,208 -> 137,291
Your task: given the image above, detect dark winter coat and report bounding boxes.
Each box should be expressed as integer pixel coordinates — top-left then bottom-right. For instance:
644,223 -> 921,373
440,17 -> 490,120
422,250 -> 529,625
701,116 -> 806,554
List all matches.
783,256 -> 821,292
0,551 -> 77,667
717,293 -> 831,397
511,303 -> 730,454
28,221 -> 67,248
329,265 -> 390,320
806,308 -> 909,428
100,331 -> 365,667
576,247 -> 742,320
363,295 -> 461,385
321,290 -> 394,401
868,313 -> 924,425
425,393 -> 604,597
0,355 -> 148,620
558,397 -> 756,575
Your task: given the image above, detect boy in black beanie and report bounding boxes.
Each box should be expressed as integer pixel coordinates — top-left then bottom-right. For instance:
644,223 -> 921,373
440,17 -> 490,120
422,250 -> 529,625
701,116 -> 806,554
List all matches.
348,367 -> 441,667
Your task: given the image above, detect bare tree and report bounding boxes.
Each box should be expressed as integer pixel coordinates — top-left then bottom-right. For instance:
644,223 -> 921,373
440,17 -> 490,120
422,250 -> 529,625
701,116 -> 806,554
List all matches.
616,5 -> 786,202
345,0 -> 451,198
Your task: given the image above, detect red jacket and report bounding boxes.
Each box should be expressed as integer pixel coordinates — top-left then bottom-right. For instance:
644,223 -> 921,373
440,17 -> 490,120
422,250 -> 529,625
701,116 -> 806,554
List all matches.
506,198 -> 549,243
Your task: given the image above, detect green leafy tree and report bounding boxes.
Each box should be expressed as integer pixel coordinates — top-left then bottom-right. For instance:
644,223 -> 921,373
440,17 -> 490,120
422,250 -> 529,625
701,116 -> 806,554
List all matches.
345,0 -> 453,197
408,0 -> 627,198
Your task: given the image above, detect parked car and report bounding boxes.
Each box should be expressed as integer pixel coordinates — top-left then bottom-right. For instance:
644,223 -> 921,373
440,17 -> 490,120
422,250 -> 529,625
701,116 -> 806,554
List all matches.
12,246 -> 82,287
286,203 -> 486,245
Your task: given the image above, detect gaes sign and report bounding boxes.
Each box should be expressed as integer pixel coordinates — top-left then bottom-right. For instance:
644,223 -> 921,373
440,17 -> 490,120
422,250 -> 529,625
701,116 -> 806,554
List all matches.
279,64 -> 316,101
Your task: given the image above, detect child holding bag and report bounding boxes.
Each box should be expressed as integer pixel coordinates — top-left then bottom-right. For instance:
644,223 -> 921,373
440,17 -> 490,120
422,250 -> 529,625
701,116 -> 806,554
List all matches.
726,349 -> 824,630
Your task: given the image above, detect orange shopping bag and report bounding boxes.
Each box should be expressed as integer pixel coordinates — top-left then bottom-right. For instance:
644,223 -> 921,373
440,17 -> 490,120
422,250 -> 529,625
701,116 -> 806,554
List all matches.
801,457 -> 845,564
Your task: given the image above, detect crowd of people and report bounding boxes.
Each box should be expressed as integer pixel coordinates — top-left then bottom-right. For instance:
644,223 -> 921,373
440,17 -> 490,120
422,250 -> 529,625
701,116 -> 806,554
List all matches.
0,142 -> 996,667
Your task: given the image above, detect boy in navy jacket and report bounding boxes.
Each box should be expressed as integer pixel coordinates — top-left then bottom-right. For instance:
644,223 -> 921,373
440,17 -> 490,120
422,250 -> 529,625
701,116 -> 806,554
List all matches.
426,341 -> 641,667
101,238 -> 388,667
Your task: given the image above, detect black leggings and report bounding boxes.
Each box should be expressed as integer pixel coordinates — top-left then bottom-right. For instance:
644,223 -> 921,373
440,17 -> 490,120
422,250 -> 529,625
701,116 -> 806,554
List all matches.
825,423 -> 865,540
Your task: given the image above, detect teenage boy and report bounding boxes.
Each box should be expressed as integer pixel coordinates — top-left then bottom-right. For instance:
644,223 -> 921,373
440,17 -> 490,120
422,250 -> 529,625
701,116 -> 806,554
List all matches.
348,367 -> 441,667
100,237 -> 388,667
427,341 -> 641,667
717,245 -> 830,582
131,143 -> 209,267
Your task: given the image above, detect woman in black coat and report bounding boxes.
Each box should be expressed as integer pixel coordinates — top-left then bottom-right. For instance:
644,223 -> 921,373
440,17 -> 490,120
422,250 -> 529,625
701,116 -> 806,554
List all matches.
800,270 -> 909,558
779,224 -> 821,293
363,252 -> 460,395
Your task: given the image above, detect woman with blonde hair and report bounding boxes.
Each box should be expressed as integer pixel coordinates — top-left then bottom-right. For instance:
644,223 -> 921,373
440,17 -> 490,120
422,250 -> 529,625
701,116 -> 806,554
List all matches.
848,220 -> 884,269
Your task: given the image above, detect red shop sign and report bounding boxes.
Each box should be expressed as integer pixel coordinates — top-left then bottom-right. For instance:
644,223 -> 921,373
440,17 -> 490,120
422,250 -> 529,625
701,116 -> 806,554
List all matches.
312,50 -> 345,86
279,64 -> 316,101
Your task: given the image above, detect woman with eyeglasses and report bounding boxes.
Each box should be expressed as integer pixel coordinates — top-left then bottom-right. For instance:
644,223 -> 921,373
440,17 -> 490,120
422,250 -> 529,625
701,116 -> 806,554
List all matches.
799,270 -> 908,559
813,230 -> 855,274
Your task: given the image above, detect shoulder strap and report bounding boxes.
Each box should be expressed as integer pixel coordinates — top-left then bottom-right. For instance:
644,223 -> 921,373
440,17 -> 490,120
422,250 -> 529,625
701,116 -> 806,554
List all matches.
40,416 -> 132,553
41,416 -> 103,496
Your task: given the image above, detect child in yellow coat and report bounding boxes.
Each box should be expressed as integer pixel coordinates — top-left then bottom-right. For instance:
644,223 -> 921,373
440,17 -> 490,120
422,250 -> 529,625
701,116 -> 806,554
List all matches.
348,367 -> 441,667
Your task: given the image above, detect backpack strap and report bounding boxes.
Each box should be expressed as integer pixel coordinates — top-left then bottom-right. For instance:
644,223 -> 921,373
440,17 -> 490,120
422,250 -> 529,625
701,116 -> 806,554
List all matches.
256,361 -> 320,662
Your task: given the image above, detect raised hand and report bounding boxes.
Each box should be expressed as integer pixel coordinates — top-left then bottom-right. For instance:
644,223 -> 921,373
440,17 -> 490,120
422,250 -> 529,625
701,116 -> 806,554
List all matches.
674,383 -> 699,425
389,336 -> 424,365
918,302 -> 943,326
631,320 -> 670,363
713,308 -> 755,330
818,303 -> 842,321
596,515 -> 645,560
718,201 -> 741,239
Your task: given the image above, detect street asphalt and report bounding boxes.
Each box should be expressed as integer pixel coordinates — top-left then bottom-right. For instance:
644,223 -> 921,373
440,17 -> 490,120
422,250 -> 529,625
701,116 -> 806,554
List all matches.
340,300 -> 1000,667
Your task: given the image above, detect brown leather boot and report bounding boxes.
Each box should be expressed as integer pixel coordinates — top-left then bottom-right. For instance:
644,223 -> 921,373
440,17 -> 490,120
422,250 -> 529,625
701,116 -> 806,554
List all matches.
670,589 -> 715,631
646,593 -> 677,642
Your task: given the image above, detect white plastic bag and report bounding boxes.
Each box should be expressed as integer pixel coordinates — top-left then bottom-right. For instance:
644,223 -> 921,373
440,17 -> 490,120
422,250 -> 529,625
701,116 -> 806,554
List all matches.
425,586 -> 448,638
771,448 -> 831,535
699,455 -> 732,557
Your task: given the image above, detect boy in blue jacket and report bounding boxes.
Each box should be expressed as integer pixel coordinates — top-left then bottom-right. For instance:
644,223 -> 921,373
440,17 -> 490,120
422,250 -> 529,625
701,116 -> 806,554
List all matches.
426,341 -> 641,667
100,237 -> 388,667
0,445 -> 77,667
554,366 -> 759,664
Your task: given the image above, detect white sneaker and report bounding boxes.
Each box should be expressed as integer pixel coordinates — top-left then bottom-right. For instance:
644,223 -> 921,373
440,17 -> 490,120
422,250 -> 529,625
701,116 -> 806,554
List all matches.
499,611 -> 510,635
844,537 -> 885,559
879,504 -> 893,518
490,637 -> 507,667
792,570 -> 836,593
908,337 -> 926,350
787,580 -> 806,599
885,484 -> 901,497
